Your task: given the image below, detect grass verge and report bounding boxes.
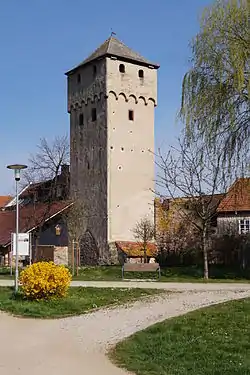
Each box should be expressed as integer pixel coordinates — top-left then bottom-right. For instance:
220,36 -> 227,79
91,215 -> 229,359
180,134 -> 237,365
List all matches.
0,265 -> 249,282
0,286 -> 162,319
71,265 -> 250,283
111,298 -> 250,375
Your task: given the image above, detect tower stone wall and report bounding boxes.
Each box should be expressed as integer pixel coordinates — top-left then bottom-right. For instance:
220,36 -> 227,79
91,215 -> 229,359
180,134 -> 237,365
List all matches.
106,59 -> 157,242
66,37 -> 159,264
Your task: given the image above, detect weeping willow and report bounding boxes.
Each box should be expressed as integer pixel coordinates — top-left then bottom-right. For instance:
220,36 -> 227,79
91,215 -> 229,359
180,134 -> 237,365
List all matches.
181,0 -> 249,166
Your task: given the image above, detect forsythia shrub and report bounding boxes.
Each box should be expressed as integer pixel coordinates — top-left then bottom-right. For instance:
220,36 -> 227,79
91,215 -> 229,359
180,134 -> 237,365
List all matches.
19,262 -> 72,300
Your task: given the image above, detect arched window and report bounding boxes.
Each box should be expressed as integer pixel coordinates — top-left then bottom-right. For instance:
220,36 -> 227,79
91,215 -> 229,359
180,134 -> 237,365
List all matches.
119,64 -> 125,73
138,69 -> 144,78
79,113 -> 84,125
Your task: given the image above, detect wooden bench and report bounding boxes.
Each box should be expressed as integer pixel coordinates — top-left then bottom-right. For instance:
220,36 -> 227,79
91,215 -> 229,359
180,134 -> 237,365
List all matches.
122,262 -> 161,279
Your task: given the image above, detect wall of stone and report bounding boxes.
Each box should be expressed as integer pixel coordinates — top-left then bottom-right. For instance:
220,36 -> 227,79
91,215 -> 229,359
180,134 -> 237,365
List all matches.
68,59 -> 109,263
67,54 -> 158,263
54,246 -> 68,265
106,58 -> 157,242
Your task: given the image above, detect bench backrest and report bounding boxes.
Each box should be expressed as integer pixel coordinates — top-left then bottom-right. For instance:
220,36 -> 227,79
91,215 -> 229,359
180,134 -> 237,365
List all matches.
123,263 -> 160,272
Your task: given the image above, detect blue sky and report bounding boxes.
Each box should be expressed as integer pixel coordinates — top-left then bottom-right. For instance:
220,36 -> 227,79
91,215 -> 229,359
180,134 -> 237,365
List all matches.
0,0 -> 211,194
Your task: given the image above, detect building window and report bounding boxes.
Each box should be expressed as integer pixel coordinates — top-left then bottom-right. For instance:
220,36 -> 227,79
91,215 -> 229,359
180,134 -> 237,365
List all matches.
119,64 -> 125,73
92,108 -> 97,121
138,69 -> 144,78
239,219 -> 250,234
77,74 -> 81,84
93,65 -> 97,77
128,110 -> 134,121
79,113 -> 84,126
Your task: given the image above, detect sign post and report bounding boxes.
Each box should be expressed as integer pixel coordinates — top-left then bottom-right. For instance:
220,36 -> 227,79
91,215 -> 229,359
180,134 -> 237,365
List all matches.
11,233 -> 30,273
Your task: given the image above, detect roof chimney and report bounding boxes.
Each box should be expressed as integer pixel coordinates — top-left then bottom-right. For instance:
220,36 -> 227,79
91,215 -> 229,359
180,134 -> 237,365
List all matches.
61,164 -> 69,177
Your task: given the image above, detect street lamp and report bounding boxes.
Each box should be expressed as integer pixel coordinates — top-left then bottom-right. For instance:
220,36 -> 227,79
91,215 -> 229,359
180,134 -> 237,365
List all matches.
7,164 -> 27,293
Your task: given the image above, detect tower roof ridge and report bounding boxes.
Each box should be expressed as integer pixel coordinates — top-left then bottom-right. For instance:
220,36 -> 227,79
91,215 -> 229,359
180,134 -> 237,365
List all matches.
66,36 -> 159,75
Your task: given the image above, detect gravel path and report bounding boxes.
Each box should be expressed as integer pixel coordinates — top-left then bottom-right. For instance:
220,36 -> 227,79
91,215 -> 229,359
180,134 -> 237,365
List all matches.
0,285 -> 250,374
1,278 -> 250,291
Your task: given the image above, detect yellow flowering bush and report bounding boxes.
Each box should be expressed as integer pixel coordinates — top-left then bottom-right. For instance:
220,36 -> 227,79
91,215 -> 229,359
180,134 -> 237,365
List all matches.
19,262 -> 72,300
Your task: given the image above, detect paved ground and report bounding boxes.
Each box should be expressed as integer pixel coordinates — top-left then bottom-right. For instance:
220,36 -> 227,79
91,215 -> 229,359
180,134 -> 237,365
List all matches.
0,282 -> 250,374
1,278 -> 250,291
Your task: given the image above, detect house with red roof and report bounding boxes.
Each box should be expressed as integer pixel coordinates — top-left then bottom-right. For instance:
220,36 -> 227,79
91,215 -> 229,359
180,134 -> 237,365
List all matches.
0,166 -> 72,265
217,178 -> 250,235
0,196 -> 12,208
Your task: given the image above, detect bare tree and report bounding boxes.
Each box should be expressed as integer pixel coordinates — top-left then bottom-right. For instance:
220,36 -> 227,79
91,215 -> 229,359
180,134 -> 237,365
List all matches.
156,199 -> 201,266
132,217 -> 155,263
21,135 -> 70,258
23,135 -> 69,186
156,135 -> 234,279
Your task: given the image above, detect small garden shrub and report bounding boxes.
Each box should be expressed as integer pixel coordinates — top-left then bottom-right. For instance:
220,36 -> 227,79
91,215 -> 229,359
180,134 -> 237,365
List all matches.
19,262 -> 72,300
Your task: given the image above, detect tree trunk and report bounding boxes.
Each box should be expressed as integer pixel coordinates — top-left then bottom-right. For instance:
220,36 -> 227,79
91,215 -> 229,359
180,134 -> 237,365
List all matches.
143,243 -> 147,263
71,240 -> 75,276
202,225 -> 209,280
76,242 -> 79,276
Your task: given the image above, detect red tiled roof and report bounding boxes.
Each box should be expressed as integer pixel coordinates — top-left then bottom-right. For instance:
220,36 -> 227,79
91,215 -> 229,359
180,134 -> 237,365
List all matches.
19,181 -> 48,198
0,196 -> 12,208
0,201 -> 72,246
218,178 -> 250,213
116,241 -> 157,257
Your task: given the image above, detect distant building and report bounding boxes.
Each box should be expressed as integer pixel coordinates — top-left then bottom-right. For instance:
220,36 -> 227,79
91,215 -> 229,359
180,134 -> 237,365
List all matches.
217,178 -> 250,235
0,165 -> 71,265
0,196 -> 12,208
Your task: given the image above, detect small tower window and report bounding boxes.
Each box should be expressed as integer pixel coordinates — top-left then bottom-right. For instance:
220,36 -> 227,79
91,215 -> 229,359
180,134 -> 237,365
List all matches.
138,69 -> 144,78
92,108 -> 97,121
79,113 -> 84,126
119,64 -> 125,73
77,74 -> 81,84
128,110 -> 134,121
93,65 -> 97,77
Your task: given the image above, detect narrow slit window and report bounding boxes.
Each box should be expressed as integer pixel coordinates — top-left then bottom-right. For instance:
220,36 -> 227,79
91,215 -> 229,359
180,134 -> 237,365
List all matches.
77,74 -> 81,84
92,108 -> 97,121
119,64 -> 125,73
138,69 -> 144,78
79,113 -> 84,126
93,65 -> 97,77
128,110 -> 134,121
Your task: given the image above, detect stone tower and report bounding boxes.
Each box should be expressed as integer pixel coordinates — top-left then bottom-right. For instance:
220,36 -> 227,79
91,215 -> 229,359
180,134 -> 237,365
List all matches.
66,36 -> 159,264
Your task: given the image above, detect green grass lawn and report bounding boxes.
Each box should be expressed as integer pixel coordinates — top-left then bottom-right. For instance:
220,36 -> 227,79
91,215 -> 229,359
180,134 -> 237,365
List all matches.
72,265 -> 250,283
0,265 -> 249,283
111,298 -> 250,375
0,286 -> 161,319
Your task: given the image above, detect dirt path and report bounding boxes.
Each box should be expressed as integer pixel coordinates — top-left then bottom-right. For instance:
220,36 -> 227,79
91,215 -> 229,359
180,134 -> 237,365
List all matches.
1,278 -> 250,291
0,285 -> 250,375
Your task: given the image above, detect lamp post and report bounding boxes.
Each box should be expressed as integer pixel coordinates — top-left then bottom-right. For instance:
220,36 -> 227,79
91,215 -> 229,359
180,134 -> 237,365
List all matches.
7,164 -> 27,293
